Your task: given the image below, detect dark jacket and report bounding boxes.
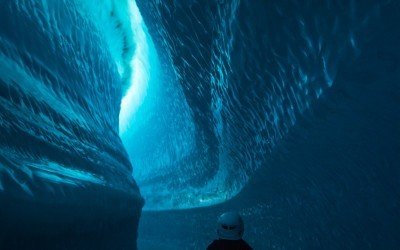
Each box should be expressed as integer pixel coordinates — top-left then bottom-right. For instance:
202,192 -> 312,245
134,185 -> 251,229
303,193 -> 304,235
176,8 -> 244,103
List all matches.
207,239 -> 253,250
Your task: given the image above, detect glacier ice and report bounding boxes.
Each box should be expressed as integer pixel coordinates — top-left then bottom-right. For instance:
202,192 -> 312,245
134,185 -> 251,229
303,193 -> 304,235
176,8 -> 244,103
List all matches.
0,0 -> 400,249
0,0 -> 143,248
134,0 -> 400,249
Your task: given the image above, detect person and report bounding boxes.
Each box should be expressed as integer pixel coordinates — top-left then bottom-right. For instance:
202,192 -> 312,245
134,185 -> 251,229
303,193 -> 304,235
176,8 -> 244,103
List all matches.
207,212 -> 253,250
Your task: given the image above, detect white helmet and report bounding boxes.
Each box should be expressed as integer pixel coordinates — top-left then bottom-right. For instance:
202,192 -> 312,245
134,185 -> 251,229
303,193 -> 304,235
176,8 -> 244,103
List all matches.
217,212 -> 244,240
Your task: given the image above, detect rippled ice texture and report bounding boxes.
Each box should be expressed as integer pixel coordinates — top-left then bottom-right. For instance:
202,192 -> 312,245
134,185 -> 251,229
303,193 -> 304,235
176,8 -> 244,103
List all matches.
136,0 -> 400,248
134,0 -> 393,210
0,0 -> 143,248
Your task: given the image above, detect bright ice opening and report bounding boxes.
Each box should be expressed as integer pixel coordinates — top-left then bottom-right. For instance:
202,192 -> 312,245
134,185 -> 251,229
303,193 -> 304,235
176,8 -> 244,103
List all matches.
119,1 -> 155,136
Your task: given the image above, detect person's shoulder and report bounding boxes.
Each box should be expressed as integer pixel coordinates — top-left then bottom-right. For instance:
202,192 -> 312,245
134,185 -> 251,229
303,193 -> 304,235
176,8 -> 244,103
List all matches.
239,239 -> 253,250
206,240 -> 219,250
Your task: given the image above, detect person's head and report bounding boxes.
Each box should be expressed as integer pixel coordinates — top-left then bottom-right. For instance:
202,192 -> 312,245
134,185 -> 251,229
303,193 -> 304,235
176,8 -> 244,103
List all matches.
217,211 -> 244,240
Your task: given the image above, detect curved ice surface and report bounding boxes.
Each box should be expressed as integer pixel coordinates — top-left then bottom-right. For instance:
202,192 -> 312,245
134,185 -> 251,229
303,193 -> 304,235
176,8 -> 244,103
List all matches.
0,0 -> 143,247
1,0 -> 399,248
136,0 -> 400,248
132,0 -> 383,210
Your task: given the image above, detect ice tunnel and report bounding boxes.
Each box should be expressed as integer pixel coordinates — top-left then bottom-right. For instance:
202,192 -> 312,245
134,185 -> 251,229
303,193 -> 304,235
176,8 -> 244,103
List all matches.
0,0 -> 400,249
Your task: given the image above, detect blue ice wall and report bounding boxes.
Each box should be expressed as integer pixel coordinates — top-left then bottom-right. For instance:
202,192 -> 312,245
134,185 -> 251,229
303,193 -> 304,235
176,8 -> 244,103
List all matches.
134,0 -> 399,211
135,0 -> 400,248
117,2 -> 199,211
0,0 -> 399,248
0,0 -> 143,248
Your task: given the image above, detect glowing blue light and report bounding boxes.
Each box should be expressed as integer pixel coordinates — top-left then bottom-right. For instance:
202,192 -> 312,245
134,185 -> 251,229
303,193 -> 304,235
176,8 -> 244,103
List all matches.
119,1 -> 155,136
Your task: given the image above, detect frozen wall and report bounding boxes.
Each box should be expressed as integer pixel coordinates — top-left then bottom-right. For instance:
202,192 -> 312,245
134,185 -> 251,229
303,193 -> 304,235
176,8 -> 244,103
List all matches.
0,0 -> 399,249
136,0 -> 400,248
0,0 -> 143,248
133,0 -> 398,211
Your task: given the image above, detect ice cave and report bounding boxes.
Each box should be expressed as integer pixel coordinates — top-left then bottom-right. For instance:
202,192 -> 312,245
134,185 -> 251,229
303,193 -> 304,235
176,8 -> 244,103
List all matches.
0,0 -> 399,249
